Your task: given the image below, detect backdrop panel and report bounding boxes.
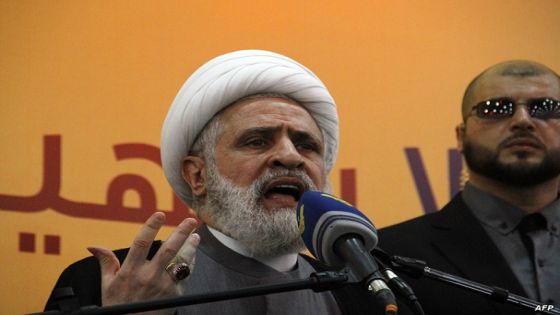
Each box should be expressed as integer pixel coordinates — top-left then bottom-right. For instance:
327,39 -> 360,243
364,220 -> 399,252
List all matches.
1,1 -> 559,313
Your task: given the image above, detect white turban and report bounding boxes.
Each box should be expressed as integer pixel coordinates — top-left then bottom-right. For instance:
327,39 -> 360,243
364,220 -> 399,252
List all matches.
161,49 -> 338,206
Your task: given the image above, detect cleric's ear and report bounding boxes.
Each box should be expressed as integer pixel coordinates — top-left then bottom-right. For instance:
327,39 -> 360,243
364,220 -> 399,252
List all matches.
182,156 -> 207,197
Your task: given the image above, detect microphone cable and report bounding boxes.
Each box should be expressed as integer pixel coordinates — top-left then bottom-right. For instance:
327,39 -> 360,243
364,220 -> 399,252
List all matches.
334,236 -> 398,315
373,248 -> 425,315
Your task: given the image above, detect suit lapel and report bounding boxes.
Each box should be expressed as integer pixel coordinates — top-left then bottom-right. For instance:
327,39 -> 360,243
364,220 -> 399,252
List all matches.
429,194 -> 527,297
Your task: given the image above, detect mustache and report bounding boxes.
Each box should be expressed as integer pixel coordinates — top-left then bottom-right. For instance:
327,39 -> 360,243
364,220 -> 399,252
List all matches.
253,169 -> 316,196
498,131 -> 545,150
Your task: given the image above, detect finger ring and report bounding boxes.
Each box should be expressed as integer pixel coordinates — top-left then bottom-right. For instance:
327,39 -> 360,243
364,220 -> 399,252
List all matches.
165,260 -> 191,281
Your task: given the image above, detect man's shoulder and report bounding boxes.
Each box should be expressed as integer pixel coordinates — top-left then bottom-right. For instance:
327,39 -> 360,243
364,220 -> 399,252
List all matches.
379,210 -> 440,237
379,193 -> 469,235
377,194 -> 475,258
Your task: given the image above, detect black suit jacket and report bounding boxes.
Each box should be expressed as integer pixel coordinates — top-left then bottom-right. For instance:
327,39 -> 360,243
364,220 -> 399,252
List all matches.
379,193 -> 537,315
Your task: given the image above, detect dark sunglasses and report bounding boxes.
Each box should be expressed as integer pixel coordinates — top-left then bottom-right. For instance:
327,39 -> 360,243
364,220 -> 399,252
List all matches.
471,97 -> 560,120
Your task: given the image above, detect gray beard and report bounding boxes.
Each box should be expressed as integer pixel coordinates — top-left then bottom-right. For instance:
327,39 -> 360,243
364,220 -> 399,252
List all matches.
202,166 -> 319,257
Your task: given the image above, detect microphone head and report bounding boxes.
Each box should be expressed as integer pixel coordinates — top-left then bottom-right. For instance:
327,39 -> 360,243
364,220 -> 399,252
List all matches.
296,191 -> 378,267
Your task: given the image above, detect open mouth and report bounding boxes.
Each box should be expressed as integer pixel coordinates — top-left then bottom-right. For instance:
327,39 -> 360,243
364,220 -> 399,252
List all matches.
262,178 -> 306,202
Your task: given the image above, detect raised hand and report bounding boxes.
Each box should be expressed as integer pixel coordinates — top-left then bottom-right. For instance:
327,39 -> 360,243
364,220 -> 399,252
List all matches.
88,212 -> 199,314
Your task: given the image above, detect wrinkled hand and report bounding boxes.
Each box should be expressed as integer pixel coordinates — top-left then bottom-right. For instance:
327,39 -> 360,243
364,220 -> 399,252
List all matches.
88,212 -> 199,315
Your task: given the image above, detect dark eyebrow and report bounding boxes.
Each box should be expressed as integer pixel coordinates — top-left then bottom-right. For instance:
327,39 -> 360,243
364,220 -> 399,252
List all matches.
289,130 -> 324,151
289,129 -> 321,142
234,126 -> 323,150
234,126 -> 282,144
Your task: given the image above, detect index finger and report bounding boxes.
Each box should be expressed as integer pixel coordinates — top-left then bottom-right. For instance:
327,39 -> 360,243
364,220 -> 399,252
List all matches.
121,212 -> 166,271
151,217 -> 198,266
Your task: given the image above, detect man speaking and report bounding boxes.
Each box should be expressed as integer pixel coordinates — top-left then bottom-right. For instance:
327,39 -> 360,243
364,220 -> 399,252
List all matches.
44,50 -> 388,314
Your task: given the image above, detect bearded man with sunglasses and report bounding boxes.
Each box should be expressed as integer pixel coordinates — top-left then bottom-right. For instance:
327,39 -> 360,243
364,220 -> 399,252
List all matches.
379,60 -> 560,315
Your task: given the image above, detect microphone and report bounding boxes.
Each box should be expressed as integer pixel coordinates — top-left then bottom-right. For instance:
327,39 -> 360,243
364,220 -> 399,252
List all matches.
296,191 -> 398,315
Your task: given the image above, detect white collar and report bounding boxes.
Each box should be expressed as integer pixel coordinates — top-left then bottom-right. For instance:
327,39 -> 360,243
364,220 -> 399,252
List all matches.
207,226 -> 298,272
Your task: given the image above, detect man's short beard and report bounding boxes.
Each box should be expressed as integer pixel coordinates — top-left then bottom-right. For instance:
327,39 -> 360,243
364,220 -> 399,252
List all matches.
201,165 -> 320,257
463,134 -> 560,187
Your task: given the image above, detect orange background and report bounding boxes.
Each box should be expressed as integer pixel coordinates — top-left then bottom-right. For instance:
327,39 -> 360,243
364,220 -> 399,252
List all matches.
1,1 -> 560,313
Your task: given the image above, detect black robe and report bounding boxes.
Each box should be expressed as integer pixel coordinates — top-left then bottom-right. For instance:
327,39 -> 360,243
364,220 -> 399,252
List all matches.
45,225 -> 410,314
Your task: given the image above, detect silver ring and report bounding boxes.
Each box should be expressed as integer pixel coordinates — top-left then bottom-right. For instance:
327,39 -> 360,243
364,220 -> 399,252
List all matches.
165,260 -> 191,281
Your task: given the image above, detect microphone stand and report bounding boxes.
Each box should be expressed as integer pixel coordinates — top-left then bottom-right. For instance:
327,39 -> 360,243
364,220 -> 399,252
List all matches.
30,271 -> 347,315
389,255 -> 560,315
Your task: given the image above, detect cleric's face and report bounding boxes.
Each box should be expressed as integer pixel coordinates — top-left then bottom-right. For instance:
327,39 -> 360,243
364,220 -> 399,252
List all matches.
213,97 -> 327,210
186,97 -> 326,256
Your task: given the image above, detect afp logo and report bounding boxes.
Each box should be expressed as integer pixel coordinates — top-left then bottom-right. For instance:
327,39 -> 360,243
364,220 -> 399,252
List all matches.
534,304 -> 555,312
